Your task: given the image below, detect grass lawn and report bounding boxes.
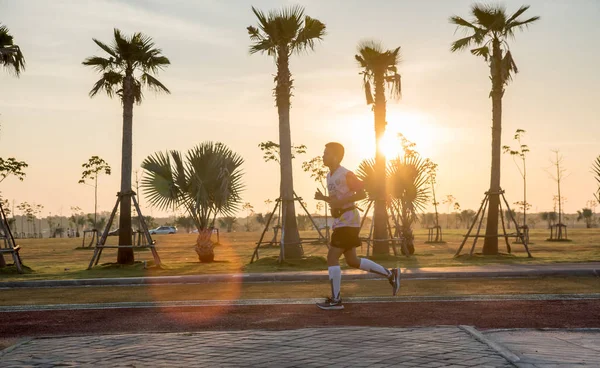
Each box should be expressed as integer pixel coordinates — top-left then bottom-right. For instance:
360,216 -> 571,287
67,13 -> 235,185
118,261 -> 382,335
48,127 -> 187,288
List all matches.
0,228 -> 598,281
1,276 -> 599,306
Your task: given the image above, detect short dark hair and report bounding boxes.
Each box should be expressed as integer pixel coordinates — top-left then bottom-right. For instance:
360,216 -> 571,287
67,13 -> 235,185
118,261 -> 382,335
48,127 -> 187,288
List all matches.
325,142 -> 345,161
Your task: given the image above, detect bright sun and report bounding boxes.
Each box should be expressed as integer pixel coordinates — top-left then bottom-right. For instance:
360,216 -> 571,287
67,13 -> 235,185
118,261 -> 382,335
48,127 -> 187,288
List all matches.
348,110 -> 436,161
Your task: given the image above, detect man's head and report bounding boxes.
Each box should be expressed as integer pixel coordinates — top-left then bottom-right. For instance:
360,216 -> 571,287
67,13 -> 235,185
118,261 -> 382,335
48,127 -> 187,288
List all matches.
323,142 -> 344,168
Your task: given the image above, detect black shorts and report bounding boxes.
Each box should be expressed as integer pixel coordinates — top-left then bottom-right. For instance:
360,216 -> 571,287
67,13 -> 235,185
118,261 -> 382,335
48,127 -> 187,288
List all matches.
331,227 -> 361,250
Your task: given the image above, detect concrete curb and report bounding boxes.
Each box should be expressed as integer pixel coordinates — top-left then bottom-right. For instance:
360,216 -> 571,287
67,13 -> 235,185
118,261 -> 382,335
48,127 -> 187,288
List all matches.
1,267 -> 598,289
460,325 -> 521,365
0,338 -> 31,357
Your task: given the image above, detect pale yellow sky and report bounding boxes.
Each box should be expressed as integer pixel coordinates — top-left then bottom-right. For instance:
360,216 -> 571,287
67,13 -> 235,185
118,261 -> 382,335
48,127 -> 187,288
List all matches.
1,0 -> 599,219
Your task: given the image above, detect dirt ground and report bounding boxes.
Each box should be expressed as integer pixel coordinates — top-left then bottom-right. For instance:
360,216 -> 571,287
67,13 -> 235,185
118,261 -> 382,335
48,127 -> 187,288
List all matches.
2,299 -> 599,339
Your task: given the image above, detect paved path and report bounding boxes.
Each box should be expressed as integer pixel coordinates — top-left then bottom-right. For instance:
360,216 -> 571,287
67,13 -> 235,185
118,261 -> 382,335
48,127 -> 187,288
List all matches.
484,329 -> 600,367
2,327 -> 598,367
2,262 -> 599,288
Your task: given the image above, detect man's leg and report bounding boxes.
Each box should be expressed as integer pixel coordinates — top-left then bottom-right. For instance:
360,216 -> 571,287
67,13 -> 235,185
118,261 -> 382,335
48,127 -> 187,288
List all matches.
317,238 -> 346,310
344,248 -> 401,296
327,246 -> 345,300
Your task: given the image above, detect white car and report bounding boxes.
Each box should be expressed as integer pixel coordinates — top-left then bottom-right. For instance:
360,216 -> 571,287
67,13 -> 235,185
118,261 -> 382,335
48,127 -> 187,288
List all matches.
150,226 -> 177,235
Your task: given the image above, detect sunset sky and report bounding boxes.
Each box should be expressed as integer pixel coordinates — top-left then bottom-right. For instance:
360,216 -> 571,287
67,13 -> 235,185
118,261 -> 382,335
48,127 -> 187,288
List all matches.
1,0 -> 599,220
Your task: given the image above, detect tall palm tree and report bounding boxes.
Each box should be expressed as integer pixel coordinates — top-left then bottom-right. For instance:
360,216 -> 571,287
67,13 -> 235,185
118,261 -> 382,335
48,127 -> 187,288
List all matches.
247,6 -> 326,259
0,24 -> 25,76
450,4 -> 539,255
142,142 -> 244,262
355,40 -> 402,255
82,29 -> 170,264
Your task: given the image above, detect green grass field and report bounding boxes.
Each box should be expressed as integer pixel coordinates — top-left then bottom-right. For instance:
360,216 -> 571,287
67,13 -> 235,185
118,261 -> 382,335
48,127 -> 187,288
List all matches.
1,228 -> 598,281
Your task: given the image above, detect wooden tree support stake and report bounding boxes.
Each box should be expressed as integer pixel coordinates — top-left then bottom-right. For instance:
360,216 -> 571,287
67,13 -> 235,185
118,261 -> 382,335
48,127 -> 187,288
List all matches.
88,191 -> 161,269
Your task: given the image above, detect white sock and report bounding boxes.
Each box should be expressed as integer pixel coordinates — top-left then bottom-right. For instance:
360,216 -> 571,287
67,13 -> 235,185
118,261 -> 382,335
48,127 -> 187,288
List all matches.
328,265 -> 342,300
359,258 -> 391,278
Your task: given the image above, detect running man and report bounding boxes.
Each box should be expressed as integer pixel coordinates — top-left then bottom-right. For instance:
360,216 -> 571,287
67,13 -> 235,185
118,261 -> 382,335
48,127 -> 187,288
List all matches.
315,142 -> 400,310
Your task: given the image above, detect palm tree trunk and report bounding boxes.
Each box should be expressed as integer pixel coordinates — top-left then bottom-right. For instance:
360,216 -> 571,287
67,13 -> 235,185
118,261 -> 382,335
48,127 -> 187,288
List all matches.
276,48 -> 302,259
195,228 -> 214,262
483,40 -> 503,255
94,175 -> 98,230
117,74 -> 135,264
372,69 -> 389,255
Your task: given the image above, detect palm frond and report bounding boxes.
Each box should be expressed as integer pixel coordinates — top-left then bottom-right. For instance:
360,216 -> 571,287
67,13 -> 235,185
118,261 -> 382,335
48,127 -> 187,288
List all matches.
81,56 -> 113,72
251,6 -> 272,35
386,73 -> 401,100
92,38 -> 117,58
292,15 -> 326,53
88,71 -> 123,98
141,151 -> 180,211
356,158 -> 377,203
449,15 -> 483,32
143,55 -> 170,74
471,3 -> 504,30
0,25 -> 25,76
141,72 -> 170,94
247,26 -> 263,41
506,16 -> 540,37
470,46 -> 490,61
363,79 -> 374,105
450,35 -> 479,52
500,50 -> 518,85
505,5 -> 530,25
592,156 -> 600,185
249,38 -> 276,55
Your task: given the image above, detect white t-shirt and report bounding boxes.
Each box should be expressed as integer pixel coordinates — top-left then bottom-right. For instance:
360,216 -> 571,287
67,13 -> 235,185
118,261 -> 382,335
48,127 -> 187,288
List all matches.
327,165 -> 364,229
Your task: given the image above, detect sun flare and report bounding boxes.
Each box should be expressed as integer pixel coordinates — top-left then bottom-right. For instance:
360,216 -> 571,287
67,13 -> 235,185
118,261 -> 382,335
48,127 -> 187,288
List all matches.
347,110 -> 437,161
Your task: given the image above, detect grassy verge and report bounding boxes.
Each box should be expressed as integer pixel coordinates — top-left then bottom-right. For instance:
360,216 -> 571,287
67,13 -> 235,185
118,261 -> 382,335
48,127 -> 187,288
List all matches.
1,276 -> 598,306
0,228 -> 598,281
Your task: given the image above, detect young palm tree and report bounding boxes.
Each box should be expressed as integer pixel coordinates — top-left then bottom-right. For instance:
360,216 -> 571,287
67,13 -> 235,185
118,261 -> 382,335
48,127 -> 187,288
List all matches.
450,4 -> 539,255
82,29 -> 170,264
0,24 -> 25,76
142,142 -> 244,262
355,40 -> 402,255
388,154 -> 430,255
247,6 -> 326,259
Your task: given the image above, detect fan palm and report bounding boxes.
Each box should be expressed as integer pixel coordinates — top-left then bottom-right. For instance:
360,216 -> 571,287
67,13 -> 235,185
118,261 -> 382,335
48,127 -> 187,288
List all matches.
248,6 -> 326,259
450,4 -> 539,254
0,24 -> 25,76
388,154 -> 430,255
355,40 -> 402,255
142,142 -> 244,262
82,29 -> 170,264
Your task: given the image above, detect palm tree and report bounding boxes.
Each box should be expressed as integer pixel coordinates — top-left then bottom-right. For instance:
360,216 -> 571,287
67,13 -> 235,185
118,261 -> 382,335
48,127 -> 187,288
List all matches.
142,142 -> 244,262
450,4 -> 539,255
355,41 -> 402,255
83,29 -> 170,264
0,24 -> 25,76
388,154 -> 430,255
247,6 -> 325,259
